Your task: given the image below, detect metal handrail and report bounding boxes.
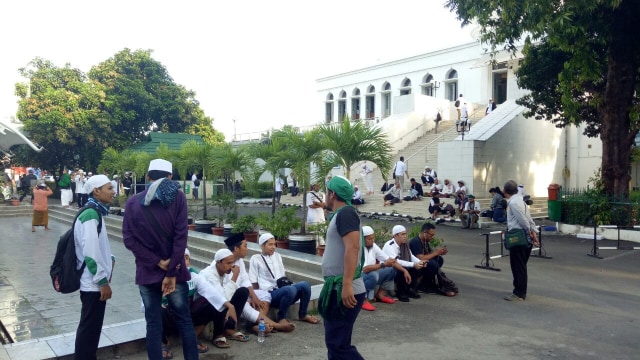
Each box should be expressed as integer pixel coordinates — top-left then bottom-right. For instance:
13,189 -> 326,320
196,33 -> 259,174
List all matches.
405,124 -> 458,164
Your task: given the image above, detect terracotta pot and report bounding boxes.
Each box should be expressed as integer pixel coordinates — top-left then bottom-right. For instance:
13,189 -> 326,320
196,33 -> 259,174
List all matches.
10,199 -> 19,206
316,245 -> 326,256
188,224 -> 196,231
244,231 -> 259,243
276,239 -> 289,249
212,227 -> 225,236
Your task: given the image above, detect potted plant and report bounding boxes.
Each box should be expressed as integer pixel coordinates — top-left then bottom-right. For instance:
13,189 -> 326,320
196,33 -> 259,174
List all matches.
232,214 -> 259,242
308,221 -> 329,256
256,207 -> 301,249
212,192 -> 236,236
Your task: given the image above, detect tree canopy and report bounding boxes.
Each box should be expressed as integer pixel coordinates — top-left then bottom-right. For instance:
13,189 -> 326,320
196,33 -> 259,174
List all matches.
13,49 -> 223,173
446,0 -> 640,197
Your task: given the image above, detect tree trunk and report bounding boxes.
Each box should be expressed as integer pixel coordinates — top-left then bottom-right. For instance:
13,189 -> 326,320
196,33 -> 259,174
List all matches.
600,4 -> 639,199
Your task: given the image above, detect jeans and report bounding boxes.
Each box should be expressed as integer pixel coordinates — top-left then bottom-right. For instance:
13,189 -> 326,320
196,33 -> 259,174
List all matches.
190,287 -> 249,338
493,208 -> 507,223
420,256 -> 443,288
270,281 -> 311,321
362,268 -> 396,300
140,282 -> 198,360
324,290 -> 365,360
74,291 -> 106,360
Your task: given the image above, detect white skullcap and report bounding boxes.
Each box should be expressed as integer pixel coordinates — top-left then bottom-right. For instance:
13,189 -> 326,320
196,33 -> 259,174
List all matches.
148,159 -> 172,173
259,233 -> 275,245
392,225 -> 406,236
84,175 -> 110,194
214,249 -> 233,262
362,226 -> 374,237
184,248 -> 190,257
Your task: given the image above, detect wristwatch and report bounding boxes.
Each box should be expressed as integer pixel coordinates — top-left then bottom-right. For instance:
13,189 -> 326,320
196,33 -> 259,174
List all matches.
380,262 -> 385,268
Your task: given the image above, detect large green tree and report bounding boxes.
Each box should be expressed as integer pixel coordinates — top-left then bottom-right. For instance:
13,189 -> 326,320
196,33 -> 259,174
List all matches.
446,0 -> 640,197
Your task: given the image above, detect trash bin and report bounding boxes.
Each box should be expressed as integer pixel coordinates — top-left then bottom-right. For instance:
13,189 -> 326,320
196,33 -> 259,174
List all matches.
184,184 -> 190,194
548,183 -> 560,200
548,200 -> 561,221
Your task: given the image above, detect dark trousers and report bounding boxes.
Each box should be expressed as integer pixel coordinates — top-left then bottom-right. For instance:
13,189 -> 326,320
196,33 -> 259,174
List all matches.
324,290 -> 365,360
509,244 -> 533,298
75,291 -> 107,360
191,287 -> 249,338
395,267 -> 419,296
420,257 -> 443,288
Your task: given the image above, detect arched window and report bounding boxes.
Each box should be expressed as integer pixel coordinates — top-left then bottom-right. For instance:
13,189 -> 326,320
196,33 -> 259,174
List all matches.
351,88 -> 361,120
445,69 -> 458,101
325,93 -> 334,123
366,85 -> 376,119
338,90 -> 347,122
381,82 -> 392,118
400,78 -> 412,95
421,74 -> 434,96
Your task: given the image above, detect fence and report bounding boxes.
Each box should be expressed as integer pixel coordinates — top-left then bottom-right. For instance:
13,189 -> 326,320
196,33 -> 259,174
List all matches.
559,187 -> 640,226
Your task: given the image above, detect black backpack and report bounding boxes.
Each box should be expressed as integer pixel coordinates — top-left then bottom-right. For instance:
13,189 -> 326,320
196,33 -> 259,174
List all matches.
50,204 -> 103,294
194,178 -> 200,186
455,99 -> 461,107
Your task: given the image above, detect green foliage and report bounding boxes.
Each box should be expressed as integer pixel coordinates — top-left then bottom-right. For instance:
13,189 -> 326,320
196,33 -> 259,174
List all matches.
232,214 -> 258,234
256,207 -> 301,240
368,220 -> 392,247
212,192 -> 237,224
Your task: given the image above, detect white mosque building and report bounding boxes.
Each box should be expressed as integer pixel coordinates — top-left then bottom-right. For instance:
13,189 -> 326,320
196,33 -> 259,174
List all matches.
316,41 -> 612,198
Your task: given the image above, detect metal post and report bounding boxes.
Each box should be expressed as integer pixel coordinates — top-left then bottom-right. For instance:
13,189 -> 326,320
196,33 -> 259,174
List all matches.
475,233 -> 501,271
587,223 -> 603,259
532,225 -> 552,259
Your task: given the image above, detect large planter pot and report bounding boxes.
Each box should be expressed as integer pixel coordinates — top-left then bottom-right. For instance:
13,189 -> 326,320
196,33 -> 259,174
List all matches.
188,224 -> 196,231
194,220 -> 216,234
316,245 -> 326,256
288,233 -> 316,255
244,231 -> 259,243
212,227 -> 225,236
276,238 -> 289,249
10,199 -> 20,206
223,224 -> 233,237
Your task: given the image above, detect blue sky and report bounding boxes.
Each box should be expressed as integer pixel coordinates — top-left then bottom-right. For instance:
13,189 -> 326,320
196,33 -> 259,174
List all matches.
0,0 -> 475,140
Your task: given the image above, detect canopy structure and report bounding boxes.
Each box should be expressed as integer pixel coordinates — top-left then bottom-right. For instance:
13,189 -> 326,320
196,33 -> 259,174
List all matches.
0,117 -> 42,156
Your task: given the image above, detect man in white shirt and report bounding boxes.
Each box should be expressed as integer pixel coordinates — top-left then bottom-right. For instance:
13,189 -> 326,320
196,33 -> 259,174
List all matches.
191,172 -> 199,200
393,156 -> 409,194
441,179 -> 454,198
75,170 -> 86,208
361,162 -> 374,195
382,225 -> 425,302
460,194 -> 481,229
361,226 -> 409,311
306,183 -> 326,224
352,186 -> 365,205
275,177 -> 284,205
455,94 -> 465,121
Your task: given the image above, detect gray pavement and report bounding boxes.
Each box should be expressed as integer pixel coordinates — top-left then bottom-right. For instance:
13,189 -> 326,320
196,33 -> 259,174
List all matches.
1,202 -> 639,359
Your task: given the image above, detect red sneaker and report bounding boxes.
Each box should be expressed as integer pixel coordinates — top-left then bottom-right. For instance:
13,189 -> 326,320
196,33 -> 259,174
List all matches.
361,300 -> 376,311
377,296 -> 396,304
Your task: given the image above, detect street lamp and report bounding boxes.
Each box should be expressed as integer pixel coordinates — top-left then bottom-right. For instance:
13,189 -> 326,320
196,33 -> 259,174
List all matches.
431,80 -> 441,97
456,118 -> 471,140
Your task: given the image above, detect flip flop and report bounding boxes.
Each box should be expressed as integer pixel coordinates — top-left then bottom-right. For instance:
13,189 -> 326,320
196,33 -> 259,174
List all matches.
212,337 -> 230,348
229,331 -> 250,342
298,315 -> 321,324
162,345 -> 173,360
197,342 -> 209,353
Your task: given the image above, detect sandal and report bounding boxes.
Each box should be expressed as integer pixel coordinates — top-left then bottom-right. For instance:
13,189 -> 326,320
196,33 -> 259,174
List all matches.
197,342 -> 209,353
212,337 -> 230,348
298,315 -> 321,324
229,331 -> 250,342
162,345 -> 173,360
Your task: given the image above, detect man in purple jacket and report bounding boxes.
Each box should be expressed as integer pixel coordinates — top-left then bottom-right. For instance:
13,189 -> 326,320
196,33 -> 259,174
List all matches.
123,159 -> 198,360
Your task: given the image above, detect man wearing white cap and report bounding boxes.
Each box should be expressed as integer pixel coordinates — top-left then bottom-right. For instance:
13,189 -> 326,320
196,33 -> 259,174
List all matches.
75,170 -> 87,208
73,174 -> 116,359
382,225 -> 425,302
360,226 -> 410,311
318,175 -> 365,359
123,159 -> 199,360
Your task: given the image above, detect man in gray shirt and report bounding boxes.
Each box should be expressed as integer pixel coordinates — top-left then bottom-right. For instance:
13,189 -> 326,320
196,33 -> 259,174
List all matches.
319,175 -> 365,360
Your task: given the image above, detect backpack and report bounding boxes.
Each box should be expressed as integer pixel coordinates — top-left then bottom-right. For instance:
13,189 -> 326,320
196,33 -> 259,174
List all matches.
50,204 -> 102,294
454,99 -> 460,107
194,178 -> 200,187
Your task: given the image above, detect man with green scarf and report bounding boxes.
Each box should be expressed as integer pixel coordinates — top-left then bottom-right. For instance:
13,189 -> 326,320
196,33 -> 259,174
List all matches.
319,175 -> 365,359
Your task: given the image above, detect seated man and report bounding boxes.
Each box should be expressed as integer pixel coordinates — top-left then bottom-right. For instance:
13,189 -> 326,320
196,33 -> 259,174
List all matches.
428,191 -> 443,219
361,226 -> 410,311
421,167 -> 437,186
187,249 -> 249,349
405,178 -> 423,201
223,233 -> 296,334
382,225 -> 425,302
352,186 -> 365,205
408,223 -> 457,297
460,194 -> 481,229
383,179 -> 402,206
427,178 -> 444,197
249,233 -> 320,324
441,179 -> 454,198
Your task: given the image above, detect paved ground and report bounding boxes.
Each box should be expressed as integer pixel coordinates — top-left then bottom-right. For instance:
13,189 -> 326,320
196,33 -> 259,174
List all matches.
1,201 -> 639,359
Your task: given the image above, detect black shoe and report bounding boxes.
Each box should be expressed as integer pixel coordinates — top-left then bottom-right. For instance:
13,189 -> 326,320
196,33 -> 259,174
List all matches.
408,289 -> 421,299
397,295 -> 410,302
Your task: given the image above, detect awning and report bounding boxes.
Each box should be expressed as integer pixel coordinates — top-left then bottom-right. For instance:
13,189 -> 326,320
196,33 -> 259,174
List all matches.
471,49 -> 523,69
0,118 -> 42,155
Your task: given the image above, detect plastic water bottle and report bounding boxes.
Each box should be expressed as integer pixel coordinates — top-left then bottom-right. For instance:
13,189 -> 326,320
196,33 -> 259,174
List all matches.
257,318 -> 266,344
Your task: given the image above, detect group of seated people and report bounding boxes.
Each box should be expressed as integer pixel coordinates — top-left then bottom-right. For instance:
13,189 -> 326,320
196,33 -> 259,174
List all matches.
159,232 -> 319,358
361,222 -> 458,310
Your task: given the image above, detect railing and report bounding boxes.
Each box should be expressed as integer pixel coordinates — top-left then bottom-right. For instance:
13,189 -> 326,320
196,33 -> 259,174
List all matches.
405,124 -> 458,166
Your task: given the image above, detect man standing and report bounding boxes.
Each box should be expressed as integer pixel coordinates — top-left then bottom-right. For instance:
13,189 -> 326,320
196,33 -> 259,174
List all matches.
123,159 -> 198,360
19,169 -> 37,203
122,172 -> 133,197
318,175 -> 365,359
393,156 -> 409,194
361,161 -> 374,195
485,99 -> 497,115
455,94 -> 465,121
74,175 -> 115,360
57,169 -> 73,208
191,171 -> 200,201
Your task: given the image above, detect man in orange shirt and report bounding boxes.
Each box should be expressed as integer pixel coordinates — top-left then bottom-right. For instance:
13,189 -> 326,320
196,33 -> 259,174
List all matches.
32,183 -> 53,232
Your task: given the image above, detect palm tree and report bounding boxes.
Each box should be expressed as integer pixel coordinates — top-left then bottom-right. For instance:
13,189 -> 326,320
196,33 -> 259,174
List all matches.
318,120 -> 393,182
181,140 -> 217,218
273,126 -> 327,234
248,137 -> 288,215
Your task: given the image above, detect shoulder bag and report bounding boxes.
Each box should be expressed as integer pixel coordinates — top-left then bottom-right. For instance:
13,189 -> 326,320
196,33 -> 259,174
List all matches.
261,255 -> 294,288
503,228 -> 528,250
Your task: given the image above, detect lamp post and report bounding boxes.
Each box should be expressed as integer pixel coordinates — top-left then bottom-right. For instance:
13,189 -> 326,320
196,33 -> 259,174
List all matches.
456,118 -> 471,140
432,81 -> 441,97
